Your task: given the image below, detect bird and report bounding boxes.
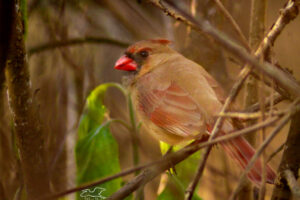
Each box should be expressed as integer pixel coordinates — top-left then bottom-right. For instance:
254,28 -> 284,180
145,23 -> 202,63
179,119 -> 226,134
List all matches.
114,39 -> 276,185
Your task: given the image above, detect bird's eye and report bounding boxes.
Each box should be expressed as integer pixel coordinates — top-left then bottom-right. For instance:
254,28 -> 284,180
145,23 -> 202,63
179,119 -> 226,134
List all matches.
139,50 -> 149,58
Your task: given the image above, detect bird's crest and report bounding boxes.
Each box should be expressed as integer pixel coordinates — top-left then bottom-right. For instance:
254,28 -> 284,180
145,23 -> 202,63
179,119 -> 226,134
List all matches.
149,39 -> 171,45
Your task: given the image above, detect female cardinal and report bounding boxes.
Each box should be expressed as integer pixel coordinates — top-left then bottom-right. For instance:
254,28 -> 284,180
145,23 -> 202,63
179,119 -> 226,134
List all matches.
114,39 -> 276,185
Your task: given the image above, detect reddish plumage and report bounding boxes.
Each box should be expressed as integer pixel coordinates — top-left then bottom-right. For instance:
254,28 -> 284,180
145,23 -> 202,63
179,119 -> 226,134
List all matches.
114,39 -> 276,185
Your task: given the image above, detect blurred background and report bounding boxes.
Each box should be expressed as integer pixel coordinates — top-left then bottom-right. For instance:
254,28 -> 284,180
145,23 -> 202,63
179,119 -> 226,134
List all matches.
1,0 -> 300,199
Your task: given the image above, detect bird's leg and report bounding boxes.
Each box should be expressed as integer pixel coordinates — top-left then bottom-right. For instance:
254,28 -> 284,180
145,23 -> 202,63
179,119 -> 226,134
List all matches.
195,134 -> 210,143
163,146 -> 178,175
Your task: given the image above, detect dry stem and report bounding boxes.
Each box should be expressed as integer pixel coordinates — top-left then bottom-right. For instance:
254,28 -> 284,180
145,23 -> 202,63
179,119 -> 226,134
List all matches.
150,0 -> 300,99
229,99 -> 300,200
28,37 -> 130,56
212,0 -> 250,51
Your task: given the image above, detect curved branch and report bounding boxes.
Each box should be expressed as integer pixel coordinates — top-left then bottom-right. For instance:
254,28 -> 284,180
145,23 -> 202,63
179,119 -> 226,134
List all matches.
108,116 -> 278,200
28,37 -> 130,56
38,115 -> 278,200
230,99 -> 300,200
149,0 -> 300,99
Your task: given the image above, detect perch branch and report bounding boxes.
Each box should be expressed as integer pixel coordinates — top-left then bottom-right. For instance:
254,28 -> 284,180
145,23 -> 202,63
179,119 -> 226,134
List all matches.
28,37 -> 130,56
143,0 -> 299,198
108,116 -> 278,200
144,0 -> 300,198
38,160 -> 162,200
185,68 -> 252,200
39,115 -> 278,200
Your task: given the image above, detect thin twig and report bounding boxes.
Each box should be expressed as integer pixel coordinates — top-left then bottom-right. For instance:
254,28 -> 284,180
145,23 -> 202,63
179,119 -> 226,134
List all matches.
267,142 -> 285,163
245,93 -> 285,113
197,116 -> 279,150
28,37 -> 130,56
212,0 -> 251,51
38,159 -> 163,200
107,116 -> 278,200
82,1 -> 300,199
40,115 -> 278,200
284,169 -> 300,199
148,0 -> 300,198
217,110 -> 286,119
150,0 -> 300,99
185,66 -> 252,200
229,99 -> 299,200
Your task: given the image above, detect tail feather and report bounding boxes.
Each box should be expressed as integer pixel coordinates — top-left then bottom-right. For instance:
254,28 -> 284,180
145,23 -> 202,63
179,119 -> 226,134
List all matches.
208,121 -> 276,185
220,133 -> 276,185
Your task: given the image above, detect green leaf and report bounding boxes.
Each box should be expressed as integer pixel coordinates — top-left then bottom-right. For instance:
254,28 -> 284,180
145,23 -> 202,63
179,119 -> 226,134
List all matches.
75,83 -> 126,199
157,142 -> 202,200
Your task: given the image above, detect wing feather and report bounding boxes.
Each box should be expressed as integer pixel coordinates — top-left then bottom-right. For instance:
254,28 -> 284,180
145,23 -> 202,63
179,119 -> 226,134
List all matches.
137,79 -> 204,137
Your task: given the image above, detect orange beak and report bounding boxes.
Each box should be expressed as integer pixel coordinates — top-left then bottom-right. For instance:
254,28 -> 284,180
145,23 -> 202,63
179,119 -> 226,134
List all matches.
114,55 -> 138,71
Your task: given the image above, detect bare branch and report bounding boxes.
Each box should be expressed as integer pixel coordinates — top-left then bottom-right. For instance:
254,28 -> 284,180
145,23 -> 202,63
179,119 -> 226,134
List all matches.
179,0 -> 298,197
40,114 -> 279,200
229,99 -> 300,200
284,169 -> 300,199
245,93 -> 285,113
107,116 -> 278,200
217,110 -> 286,120
28,37 -> 130,56
185,64 -> 252,200
38,159 -> 163,200
211,0 -> 251,51
149,0 -> 300,99
267,142 -> 285,163
6,2 -> 51,199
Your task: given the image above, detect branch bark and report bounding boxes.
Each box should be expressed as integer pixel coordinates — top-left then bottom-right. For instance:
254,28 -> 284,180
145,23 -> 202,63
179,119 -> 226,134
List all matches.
28,37 -> 130,56
271,111 -> 300,200
150,0 -> 300,100
212,0 -> 250,51
230,99 -> 300,200
5,1 -> 51,199
107,116 -> 278,200
37,115 -> 278,200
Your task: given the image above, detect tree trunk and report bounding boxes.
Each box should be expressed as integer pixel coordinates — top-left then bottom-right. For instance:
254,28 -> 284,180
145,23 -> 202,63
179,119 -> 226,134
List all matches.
5,0 -> 51,199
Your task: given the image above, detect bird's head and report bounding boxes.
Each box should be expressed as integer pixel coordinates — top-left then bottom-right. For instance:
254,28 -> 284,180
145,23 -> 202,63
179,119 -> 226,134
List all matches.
114,39 -> 172,75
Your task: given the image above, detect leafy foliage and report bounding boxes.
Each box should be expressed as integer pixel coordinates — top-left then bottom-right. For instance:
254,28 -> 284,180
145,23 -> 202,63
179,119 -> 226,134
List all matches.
157,142 -> 202,200
75,83 -> 126,198
75,82 -> 202,199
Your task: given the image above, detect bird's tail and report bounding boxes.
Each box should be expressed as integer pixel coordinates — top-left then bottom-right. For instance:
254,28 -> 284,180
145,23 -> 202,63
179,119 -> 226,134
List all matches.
212,121 -> 276,185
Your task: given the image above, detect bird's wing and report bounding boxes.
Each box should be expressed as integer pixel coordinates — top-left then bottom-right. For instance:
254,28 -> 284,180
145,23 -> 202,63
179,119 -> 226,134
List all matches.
136,72 -> 205,138
135,54 -> 227,137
